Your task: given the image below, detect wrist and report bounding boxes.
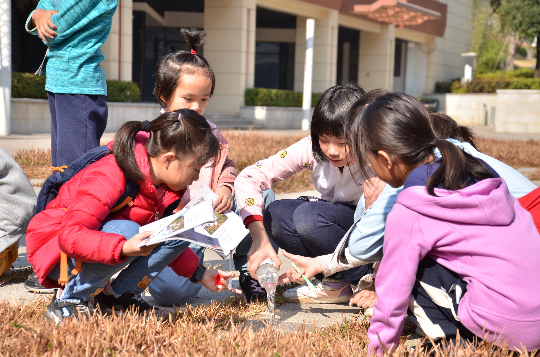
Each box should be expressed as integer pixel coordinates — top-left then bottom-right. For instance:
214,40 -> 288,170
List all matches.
189,264 -> 207,284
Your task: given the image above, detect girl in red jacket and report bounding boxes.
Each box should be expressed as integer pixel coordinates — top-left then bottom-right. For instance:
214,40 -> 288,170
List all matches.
26,109 -> 240,324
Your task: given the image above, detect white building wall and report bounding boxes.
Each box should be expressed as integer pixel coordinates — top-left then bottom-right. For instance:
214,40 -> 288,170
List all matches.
426,0 -> 474,92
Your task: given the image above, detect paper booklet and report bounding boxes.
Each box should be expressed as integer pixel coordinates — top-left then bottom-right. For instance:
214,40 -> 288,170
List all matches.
138,186 -> 250,259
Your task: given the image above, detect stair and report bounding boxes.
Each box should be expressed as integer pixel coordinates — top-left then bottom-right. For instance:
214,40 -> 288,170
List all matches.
204,113 -> 262,130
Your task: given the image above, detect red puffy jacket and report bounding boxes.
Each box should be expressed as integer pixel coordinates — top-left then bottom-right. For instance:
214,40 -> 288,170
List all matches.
26,133 -> 199,288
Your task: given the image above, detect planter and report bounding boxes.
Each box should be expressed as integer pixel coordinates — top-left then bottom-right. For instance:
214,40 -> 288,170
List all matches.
495,90 -> 540,133
11,99 -> 161,134
240,106 -> 314,130
445,93 -> 497,126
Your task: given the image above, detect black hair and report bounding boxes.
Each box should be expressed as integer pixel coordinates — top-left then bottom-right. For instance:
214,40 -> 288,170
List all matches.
113,109 -> 220,184
429,112 -> 478,149
153,28 -> 216,108
310,84 -> 365,163
347,91 -> 494,196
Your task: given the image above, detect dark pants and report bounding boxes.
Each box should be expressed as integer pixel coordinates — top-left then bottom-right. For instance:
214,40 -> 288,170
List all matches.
407,257 -> 477,344
263,198 -> 369,284
48,92 -> 108,167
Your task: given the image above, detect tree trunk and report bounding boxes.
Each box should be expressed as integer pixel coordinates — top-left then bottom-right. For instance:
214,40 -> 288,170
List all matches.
534,34 -> 540,78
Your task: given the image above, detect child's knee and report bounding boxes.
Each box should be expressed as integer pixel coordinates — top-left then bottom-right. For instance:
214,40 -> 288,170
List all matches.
100,220 -> 141,239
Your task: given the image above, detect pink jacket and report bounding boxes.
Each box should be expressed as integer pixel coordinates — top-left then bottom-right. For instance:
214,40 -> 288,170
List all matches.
368,178 -> 540,353
234,136 -> 365,221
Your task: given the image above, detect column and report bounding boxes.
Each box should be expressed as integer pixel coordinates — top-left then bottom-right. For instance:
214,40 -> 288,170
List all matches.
302,19 -> 314,131
0,0 -> 10,135
358,24 -> 395,91
204,0 -> 256,114
101,0 -> 133,81
405,41 -> 415,95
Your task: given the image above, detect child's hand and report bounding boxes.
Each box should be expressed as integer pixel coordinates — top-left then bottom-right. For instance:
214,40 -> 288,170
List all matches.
278,250 -> 323,284
363,176 -> 386,211
31,9 -> 59,43
200,269 -> 243,294
121,231 -> 158,257
349,289 -> 377,308
214,186 -> 233,213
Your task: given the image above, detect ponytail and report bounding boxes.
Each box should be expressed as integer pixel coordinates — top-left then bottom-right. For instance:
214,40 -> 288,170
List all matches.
348,91 -> 494,196
429,112 -> 478,149
113,109 -> 221,184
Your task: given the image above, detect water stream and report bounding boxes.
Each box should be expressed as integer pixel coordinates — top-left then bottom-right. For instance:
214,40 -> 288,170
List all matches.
267,291 -> 276,327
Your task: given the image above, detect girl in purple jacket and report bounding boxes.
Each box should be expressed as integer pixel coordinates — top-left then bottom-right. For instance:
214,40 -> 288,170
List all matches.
348,91 -> 540,354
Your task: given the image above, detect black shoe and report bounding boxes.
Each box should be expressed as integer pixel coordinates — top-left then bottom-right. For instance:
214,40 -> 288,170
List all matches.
92,291 -> 155,315
24,273 -> 55,294
239,272 -> 267,303
44,290 -> 92,325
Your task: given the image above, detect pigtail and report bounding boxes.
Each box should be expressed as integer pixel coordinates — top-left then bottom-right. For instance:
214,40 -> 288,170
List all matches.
429,112 -> 478,149
180,28 -> 206,54
113,121 -> 149,183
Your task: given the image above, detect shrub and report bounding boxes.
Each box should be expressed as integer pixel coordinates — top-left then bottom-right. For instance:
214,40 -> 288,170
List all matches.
476,68 -> 534,80
518,45 -> 528,58
11,72 -> 141,102
434,81 -> 453,93
451,75 -> 540,93
508,78 -> 540,89
245,88 -> 322,107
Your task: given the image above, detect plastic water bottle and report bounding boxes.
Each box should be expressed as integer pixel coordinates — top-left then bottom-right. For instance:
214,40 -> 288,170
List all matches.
255,258 -> 278,293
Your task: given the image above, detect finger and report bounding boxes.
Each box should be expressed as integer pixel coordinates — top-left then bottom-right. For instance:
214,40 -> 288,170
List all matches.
277,273 -> 290,285
218,270 -> 235,279
37,30 -> 48,43
47,19 -> 58,30
215,199 -> 227,212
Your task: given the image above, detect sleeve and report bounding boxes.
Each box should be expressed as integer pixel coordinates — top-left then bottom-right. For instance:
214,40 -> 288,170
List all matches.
367,205 -> 430,356
25,0 -> 56,35
168,247 -> 200,278
57,165 -> 129,265
27,0 -> 116,47
216,157 -> 238,192
234,136 -> 315,221
0,149 -> 37,252
317,184 -> 402,276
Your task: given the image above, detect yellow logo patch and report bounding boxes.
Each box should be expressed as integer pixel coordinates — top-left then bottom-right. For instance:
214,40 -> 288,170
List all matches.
280,150 -> 287,158
246,198 -> 255,206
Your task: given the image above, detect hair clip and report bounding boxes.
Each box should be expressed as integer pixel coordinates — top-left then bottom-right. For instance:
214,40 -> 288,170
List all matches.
191,49 -> 198,55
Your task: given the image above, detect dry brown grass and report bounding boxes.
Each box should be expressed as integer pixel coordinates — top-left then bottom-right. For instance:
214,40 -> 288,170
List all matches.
1,298 -> 533,356
12,134 -> 540,191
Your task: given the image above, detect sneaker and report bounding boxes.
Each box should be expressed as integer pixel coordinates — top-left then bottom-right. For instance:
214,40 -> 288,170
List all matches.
24,273 -> 55,294
92,291 -> 156,315
44,290 -> 92,325
363,307 -> 374,317
239,272 -> 267,303
283,278 -> 352,304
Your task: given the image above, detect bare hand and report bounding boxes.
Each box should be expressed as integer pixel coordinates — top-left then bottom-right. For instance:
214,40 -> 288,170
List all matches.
364,176 -> 386,211
121,231 -> 158,257
200,269 -> 243,294
349,288 -> 377,308
246,221 -> 281,279
278,250 -> 323,284
214,186 -> 234,213
32,9 -> 59,43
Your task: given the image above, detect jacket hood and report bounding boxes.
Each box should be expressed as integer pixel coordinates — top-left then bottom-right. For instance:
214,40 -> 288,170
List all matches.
396,178 -> 516,226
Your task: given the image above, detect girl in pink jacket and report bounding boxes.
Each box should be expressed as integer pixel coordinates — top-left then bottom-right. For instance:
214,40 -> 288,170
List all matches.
348,91 -> 540,354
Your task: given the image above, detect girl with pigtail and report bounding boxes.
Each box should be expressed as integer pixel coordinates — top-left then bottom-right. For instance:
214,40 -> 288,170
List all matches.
26,109 -> 241,325
345,91 -> 540,354
148,28 -> 275,304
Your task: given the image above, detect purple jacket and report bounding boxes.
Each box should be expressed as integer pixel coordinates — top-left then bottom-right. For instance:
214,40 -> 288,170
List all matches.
368,177 -> 540,353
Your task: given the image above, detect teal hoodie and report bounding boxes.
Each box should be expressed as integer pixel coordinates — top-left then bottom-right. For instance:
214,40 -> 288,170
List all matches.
25,0 -> 118,95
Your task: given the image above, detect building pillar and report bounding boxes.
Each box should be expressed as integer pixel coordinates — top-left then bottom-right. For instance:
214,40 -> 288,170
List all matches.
405,41 -> 415,95
358,24 -> 395,91
302,18 -> 314,131
0,0 -> 10,136
101,0 -> 133,81
204,0 -> 256,114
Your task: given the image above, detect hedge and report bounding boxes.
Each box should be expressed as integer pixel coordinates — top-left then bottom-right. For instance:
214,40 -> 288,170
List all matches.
11,72 -> 141,102
450,77 -> 540,93
245,88 -> 323,107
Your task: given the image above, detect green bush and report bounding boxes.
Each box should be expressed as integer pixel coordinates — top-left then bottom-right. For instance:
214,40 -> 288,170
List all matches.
245,88 -> 323,107
434,81 -> 453,93
476,68 -> 534,80
12,72 -> 47,99
11,72 -> 141,102
450,76 -> 540,93
508,78 -> 540,89
518,46 -> 528,58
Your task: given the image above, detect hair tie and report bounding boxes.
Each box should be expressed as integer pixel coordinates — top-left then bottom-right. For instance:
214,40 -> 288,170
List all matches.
142,120 -> 151,132
191,49 -> 198,55
432,137 -> 440,146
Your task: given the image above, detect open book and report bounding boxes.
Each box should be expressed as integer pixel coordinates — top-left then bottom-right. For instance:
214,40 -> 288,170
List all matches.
138,187 -> 250,259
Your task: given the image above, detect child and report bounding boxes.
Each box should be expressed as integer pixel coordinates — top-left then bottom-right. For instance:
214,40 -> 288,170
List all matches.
25,109 -> 241,324
25,0 -> 114,167
235,84 -> 399,304
147,28 -> 275,304
348,91 -> 540,353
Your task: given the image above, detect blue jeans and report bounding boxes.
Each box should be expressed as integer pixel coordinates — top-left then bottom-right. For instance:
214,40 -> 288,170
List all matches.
263,198 -> 368,284
48,92 -> 107,167
48,220 -> 190,304
148,189 -> 277,306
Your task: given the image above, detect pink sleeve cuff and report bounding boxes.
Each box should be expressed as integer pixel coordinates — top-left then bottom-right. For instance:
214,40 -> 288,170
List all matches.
243,215 -> 263,228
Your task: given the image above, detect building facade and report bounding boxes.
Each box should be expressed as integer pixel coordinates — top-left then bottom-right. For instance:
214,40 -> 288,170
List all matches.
13,0 -> 474,115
